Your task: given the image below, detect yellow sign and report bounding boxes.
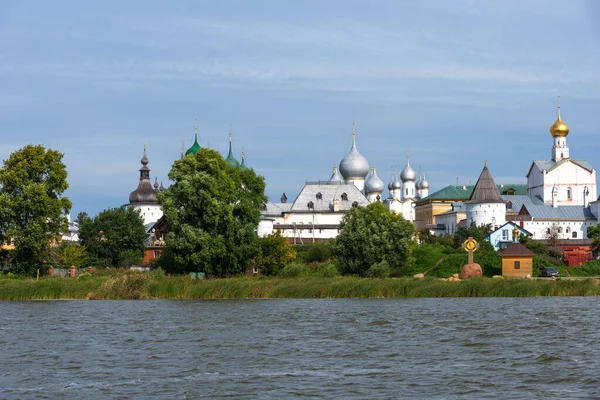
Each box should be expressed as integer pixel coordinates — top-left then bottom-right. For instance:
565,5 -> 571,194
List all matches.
463,238 -> 478,252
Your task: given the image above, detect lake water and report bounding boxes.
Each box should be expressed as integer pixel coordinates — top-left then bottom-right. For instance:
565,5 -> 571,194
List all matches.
1,298 -> 600,399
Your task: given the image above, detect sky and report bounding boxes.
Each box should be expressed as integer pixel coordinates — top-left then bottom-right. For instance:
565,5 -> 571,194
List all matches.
1,0 -> 600,217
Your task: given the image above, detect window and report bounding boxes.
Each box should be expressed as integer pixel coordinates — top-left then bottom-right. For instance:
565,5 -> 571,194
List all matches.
514,261 -> 520,270
252,267 -> 259,274
507,188 -> 515,195
307,201 -> 314,210
316,192 -> 322,200
567,187 -> 572,200
566,227 -> 570,233
572,232 -> 577,238
502,230 -> 509,241
558,227 -> 562,233
153,251 -> 161,258
341,193 -> 348,201
352,201 -> 359,208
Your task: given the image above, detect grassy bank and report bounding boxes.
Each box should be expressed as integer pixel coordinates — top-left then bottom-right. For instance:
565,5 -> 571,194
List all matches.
2,271 -> 600,300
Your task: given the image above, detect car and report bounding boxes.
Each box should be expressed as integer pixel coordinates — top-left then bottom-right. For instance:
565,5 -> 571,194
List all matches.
541,267 -> 559,278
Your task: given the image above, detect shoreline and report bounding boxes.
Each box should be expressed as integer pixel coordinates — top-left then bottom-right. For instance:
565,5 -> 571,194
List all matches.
2,274 -> 600,300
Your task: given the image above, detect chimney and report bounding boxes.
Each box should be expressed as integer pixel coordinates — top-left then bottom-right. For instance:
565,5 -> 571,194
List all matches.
333,198 -> 340,212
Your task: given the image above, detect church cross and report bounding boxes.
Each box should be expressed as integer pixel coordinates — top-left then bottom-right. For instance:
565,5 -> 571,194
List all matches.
462,236 -> 479,264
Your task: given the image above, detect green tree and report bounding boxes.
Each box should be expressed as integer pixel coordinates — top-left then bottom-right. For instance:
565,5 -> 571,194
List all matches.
56,242 -> 88,268
332,202 -> 416,276
453,222 -> 494,252
255,231 -> 296,276
158,148 -> 266,276
588,224 -> 600,253
0,145 -> 71,275
79,206 -> 147,267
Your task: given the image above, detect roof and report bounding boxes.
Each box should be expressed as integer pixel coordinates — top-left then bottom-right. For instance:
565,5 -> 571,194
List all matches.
527,158 -> 594,177
499,243 -> 536,257
503,195 -> 596,220
288,182 -> 369,212
262,201 -> 293,216
488,221 -> 532,237
418,183 -> 527,202
435,202 -> 466,216
466,166 -> 505,204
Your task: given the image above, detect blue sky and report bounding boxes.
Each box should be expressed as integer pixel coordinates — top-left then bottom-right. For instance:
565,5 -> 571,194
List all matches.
1,0 -> 600,216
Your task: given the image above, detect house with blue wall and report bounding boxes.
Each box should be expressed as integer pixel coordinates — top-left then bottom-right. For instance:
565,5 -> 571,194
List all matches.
486,221 -> 532,250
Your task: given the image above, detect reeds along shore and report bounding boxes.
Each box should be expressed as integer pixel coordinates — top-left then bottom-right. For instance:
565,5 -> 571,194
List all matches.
1,271 -> 600,300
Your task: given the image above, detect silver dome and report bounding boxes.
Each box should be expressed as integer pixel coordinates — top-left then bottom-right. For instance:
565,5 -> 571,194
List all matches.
420,178 -> 429,189
400,160 -> 416,182
365,167 -> 384,194
329,164 -> 343,182
339,134 -> 370,180
392,178 -> 402,190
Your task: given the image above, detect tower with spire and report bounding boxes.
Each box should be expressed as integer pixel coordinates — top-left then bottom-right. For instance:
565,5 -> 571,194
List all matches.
526,96 -> 596,206
225,130 -> 241,168
127,143 -> 164,225
465,163 -> 506,228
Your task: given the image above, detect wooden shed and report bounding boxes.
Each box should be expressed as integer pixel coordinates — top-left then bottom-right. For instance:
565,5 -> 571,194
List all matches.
498,243 -> 536,278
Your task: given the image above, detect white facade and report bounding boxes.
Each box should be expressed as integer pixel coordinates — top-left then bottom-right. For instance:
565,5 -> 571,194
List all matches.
527,160 -> 596,206
466,203 -> 506,229
133,204 -> 163,225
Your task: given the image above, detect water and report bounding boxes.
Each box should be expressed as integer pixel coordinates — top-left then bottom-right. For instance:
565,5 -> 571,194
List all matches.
1,298 -> 600,399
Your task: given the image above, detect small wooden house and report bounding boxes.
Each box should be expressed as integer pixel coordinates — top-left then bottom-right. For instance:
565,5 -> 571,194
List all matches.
499,243 -> 536,277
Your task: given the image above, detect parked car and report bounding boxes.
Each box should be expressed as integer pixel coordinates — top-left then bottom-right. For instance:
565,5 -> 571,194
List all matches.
541,267 -> 559,278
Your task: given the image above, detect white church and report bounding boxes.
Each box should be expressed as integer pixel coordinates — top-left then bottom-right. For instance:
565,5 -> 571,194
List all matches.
429,98 -> 599,243
259,123 -> 429,242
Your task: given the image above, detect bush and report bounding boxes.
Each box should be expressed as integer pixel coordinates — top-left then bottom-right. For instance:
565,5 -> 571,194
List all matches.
255,231 -> 296,276
365,261 -> 391,278
314,261 -> 340,278
278,262 -> 308,278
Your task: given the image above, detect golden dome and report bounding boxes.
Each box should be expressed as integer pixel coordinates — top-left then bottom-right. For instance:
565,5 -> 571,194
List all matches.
550,96 -> 569,137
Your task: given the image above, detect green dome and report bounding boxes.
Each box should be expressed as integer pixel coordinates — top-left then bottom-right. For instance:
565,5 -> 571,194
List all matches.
185,133 -> 201,156
240,152 -> 249,171
225,135 -> 240,167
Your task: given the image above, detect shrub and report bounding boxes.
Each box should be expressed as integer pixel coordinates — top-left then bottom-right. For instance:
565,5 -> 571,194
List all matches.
255,231 -> 296,276
278,262 -> 308,278
365,261 -> 391,278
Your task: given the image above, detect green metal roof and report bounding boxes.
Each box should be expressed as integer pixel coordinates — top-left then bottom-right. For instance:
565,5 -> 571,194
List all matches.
185,133 -> 201,156
419,183 -> 528,202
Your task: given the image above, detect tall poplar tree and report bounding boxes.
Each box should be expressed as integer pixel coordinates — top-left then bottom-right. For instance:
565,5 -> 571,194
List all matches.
158,148 -> 266,276
0,144 -> 71,275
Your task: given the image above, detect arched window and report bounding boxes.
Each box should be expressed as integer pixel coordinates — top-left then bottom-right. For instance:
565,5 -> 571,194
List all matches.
316,192 -> 322,200
352,201 -> 358,208
567,187 -> 572,200
341,193 -> 348,201
547,228 -> 551,234
558,227 -> 562,233
572,231 -> 577,238
566,227 -> 571,233
307,201 -> 314,210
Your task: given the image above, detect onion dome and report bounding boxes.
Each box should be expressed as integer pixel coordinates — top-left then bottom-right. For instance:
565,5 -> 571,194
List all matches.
365,165 -> 384,194
329,164 -> 343,182
549,96 -> 569,137
339,122 -> 370,180
185,122 -> 201,155
392,175 -> 402,190
400,158 -> 416,182
159,182 -> 165,192
240,152 -> 249,171
153,177 -> 159,190
388,175 -> 394,191
225,133 -> 240,168
419,177 -> 429,189
129,145 -> 158,204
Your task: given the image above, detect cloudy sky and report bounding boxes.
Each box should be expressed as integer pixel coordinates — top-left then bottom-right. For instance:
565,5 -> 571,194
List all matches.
1,0 -> 600,216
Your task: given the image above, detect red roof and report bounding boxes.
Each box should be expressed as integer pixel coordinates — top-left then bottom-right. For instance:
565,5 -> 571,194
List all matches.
498,243 -> 536,257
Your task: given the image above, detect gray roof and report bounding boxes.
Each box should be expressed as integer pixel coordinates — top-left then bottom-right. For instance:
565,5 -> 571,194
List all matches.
262,201 -> 292,216
528,159 -> 594,177
503,195 -> 596,220
466,166 -> 505,204
288,183 -> 369,212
